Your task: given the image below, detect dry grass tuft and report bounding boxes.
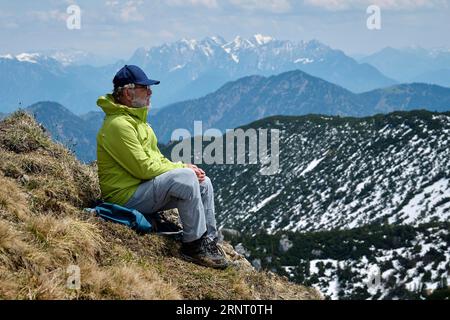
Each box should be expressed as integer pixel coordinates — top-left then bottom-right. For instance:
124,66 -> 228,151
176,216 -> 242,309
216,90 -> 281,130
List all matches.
78,262 -> 182,300
25,214 -> 105,264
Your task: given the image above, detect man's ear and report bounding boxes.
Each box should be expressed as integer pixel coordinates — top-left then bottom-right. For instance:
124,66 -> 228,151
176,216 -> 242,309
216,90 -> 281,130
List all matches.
122,88 -> 133,104
123,88 -> 131,99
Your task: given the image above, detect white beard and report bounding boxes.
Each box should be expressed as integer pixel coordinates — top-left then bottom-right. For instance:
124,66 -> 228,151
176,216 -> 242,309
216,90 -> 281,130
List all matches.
131,97 -> 148,108
131,92 -> 148,108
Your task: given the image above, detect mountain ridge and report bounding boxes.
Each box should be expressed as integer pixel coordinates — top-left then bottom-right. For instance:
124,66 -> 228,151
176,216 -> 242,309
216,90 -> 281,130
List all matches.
151,70 -> 450,143
159,109 -> 450,299
360,46 -> 450,86
159,109 -> 450,235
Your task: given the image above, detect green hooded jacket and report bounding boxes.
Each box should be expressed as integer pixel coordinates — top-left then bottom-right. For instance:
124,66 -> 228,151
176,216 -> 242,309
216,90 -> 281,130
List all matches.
96,94 -> 186,205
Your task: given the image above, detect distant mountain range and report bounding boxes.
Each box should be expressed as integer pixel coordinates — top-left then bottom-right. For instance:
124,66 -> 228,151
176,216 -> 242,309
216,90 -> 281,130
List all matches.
360,47 -> 450,86
5,68 -> 450,163
35,48 -> 121,67
160,110 -> 450,299
0,53 -> 123,114
151,69 -> 450,143
0,35 -> 396,114
3,40 -> 449,117
129,35 -> 396,105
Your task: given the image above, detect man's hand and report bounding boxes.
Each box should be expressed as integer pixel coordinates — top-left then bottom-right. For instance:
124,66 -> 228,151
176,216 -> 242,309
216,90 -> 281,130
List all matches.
186,164 -> 206,183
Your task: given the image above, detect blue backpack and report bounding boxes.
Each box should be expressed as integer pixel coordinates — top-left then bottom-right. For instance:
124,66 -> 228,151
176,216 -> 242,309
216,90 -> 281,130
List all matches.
90,202 -> 152,234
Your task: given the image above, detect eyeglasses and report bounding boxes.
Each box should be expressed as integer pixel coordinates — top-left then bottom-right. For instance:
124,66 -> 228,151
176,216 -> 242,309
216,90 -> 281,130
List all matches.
123,84 -> 151,91
134,85 -> 151,91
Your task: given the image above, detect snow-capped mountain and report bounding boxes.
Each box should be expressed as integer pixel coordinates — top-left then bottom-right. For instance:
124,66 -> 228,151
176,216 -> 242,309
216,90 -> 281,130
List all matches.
0,53 -> 69,113
36,49 -> 119,67
0,53 -> 40,64
0,53 -> 121,114
204,111 -> 450,233
0,49 -> 118,67
232,221 -> 449,300
160,110 -> 450,299
128,34 -> 396,106
2,37 -> 448,117
0,53 -> 65,71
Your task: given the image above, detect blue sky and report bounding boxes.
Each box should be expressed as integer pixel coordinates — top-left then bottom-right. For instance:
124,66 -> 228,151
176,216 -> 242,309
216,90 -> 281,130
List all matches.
1,0 -> 449,59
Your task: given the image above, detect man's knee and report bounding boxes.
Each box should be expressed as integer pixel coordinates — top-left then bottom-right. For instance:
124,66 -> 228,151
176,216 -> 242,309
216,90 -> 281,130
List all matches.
201,175 -> 211,185
176,168 -> 198,182
169,168 -> 199,200
200,176 -> 213,192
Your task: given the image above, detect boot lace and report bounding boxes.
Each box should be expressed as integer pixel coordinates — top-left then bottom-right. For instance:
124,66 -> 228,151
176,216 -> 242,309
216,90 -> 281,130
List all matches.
202,237 -> 224,257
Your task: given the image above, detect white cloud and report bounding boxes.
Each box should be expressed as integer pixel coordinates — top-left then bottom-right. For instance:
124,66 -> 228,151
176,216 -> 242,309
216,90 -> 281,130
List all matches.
105,0 -> 120,7
105,0 -> 145,22
28,10 -> 67,22
229,0 -> 292,13
303,0 -> 448,10
2,21 -> 19,29
121,1 -> 144,22
166,0 -> 219,8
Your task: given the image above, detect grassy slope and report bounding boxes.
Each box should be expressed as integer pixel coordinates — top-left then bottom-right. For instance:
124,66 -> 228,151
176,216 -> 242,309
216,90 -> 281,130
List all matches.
0,111 -> 321,300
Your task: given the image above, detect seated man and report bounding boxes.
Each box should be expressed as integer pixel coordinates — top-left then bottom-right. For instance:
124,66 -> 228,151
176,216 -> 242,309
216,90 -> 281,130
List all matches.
96,65 -> 228,269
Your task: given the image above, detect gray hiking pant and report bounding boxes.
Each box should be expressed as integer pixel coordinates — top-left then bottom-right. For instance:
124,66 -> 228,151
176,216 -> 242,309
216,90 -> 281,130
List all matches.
123,168 -> 218,243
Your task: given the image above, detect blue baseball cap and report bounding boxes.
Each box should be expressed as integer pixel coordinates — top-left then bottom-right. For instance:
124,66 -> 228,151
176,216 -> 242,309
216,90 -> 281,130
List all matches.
113,65 -> 160,88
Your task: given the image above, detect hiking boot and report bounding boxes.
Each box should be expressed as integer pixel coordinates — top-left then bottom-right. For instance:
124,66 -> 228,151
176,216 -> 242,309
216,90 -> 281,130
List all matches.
180,235 -> 229,270
211,236 -> 227,256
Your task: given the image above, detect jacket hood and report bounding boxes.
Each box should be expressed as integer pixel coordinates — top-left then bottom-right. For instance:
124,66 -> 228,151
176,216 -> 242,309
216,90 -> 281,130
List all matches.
97,94 -> 148,122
